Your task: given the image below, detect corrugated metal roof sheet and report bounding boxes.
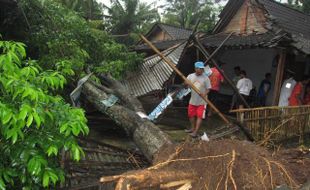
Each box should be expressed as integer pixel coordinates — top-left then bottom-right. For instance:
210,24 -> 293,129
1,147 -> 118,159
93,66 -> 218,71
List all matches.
123,43 -> 186,97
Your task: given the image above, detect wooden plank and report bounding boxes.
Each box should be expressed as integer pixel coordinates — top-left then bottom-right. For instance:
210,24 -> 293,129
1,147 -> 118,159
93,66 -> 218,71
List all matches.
240,0 -> 249,34
272,50 -> 286,105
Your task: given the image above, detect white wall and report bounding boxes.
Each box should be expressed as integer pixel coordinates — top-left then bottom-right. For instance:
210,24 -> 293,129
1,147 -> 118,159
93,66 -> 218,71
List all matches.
217,48 -> 278,105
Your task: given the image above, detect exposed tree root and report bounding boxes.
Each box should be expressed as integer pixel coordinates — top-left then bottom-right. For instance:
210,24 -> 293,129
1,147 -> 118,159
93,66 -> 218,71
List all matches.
99,139 -> 306,190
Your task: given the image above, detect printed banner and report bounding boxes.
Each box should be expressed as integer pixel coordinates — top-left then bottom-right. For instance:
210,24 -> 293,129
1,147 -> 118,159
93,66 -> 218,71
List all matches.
101,94 -> 119,108
148,95 -> 173,121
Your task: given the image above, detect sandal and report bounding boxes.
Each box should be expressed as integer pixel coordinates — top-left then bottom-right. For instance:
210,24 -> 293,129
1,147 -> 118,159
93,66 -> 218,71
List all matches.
189,133 -> 198,138
184,129 -> 193,133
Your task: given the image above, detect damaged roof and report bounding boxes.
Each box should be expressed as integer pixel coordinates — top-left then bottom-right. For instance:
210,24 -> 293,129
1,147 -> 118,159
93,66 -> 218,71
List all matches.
213,0 -> 310,54
258,0 -> 310,53
142,23 -> 192,41
135,23 -> 192,51
123,43 -> 186,97
157,23 -> 192,40
202,32 -> 288,48
259,0 -> 310,38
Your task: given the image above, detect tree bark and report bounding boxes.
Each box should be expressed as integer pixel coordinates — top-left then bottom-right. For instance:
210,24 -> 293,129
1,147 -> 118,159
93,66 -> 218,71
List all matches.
82,80 -> 172,162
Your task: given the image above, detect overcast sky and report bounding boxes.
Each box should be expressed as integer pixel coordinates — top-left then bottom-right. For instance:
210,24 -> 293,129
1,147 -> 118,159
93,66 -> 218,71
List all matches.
98,0 -> 228,12
98,0 -> 167,8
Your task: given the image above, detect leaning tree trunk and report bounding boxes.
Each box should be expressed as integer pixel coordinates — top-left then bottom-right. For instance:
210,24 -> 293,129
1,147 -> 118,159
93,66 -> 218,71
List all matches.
81,75 -> 172,162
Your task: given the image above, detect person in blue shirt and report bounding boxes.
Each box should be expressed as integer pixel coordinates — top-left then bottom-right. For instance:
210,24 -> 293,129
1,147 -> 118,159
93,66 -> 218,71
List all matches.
257,73 -> 272,106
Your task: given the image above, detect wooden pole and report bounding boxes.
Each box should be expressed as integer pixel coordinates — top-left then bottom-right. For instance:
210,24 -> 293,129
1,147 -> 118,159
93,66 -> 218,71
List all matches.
140,35 -> 230,124
272,50 -> 286,105
203,32 -> 234,65
193,36 -> 251,108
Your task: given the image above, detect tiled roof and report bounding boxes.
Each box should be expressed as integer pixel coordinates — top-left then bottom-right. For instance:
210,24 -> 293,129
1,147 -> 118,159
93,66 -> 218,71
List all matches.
123,43 -> 186,97
213,0 -> 310,54
201,32 -> 287,48
258,0 -> 310,39
257,0 -> 310,54
158,23 -> 192,40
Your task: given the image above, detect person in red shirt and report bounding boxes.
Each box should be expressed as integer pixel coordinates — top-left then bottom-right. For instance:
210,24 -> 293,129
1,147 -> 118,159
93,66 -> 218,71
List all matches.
208,65 -> 224,117
289,76 -> 309,106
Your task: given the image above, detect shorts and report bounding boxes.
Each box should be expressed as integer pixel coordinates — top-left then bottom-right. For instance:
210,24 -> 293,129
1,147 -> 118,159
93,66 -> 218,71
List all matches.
188,104 -> 206,119
236,94 -> 249,107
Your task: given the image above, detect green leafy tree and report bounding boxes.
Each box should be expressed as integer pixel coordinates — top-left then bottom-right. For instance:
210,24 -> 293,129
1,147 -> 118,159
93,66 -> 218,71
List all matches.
162,0 -> 219,32
0,40 -> 89,189
277,0 -> 310,14
56,0 -> 104,20
19,0 -> 142,79
103,0 -> 160,45
303,1 -> 310,14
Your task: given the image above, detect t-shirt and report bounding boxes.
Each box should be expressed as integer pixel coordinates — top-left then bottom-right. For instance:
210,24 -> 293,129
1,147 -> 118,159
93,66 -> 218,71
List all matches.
278,77 -> 296,107
289,82 -> 303,106
258,79 -> 271,97
237,78 -> 253,96
187,73 -> 211,106
209,67 -> 224,91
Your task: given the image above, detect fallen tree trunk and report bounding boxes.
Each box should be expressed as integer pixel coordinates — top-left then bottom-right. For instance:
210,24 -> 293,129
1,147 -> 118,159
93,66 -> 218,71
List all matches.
82,79 -> 172,162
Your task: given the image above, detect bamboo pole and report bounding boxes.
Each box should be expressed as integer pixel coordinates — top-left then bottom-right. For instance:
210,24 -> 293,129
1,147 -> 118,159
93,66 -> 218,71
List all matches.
229,106 -> 310,142
140,35 -> 230,124
230,105 -> 310,112
203,32 -> 234,65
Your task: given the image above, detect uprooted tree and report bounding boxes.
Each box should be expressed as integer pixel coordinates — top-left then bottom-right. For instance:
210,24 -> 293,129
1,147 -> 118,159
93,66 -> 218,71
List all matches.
6,0 -> 310,189
82,75 -> 172,161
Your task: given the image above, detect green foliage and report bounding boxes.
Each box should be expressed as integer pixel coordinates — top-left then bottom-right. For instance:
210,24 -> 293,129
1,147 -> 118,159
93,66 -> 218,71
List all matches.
56,0 -> 103,20
19,0 -> 142,79
162,0 -> 220,32
277,0 -> 310,14
0,40 -> 88,189
103,0 -> 160,45
82,27 -> 143,79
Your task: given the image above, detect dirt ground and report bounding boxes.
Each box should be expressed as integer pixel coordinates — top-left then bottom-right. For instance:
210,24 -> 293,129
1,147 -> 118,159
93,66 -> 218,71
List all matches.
103,139 -> 310,189
91,107 -> 310,189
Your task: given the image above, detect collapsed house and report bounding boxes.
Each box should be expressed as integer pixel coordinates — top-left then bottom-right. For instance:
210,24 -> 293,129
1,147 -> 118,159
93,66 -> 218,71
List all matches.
126,0 -> 310,143
131,0 -> 310,108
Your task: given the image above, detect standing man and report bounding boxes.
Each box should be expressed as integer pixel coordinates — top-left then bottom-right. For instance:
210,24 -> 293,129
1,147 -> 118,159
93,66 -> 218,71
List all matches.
185,61 -> 211,137
236,70 -> 253,109
257,73 -> 272,106
278,70 -> 296,107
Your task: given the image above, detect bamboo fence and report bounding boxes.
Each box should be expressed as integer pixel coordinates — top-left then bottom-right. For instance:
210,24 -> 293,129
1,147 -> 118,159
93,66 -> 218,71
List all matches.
231,105 -> 310,144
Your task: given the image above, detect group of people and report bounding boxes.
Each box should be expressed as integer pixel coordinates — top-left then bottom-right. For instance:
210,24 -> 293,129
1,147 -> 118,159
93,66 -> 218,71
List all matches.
184,61 -> 310,138
231,66 -> 272,109
278,71 -> 310,106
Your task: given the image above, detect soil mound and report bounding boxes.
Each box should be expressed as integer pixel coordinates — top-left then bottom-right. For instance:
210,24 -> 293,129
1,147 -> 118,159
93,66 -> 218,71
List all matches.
101,139 -> 310,189
154,139 -> 299,190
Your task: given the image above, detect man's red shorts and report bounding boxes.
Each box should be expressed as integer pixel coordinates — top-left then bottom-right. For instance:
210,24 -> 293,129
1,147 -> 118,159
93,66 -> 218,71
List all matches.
188,104 -> 206,119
